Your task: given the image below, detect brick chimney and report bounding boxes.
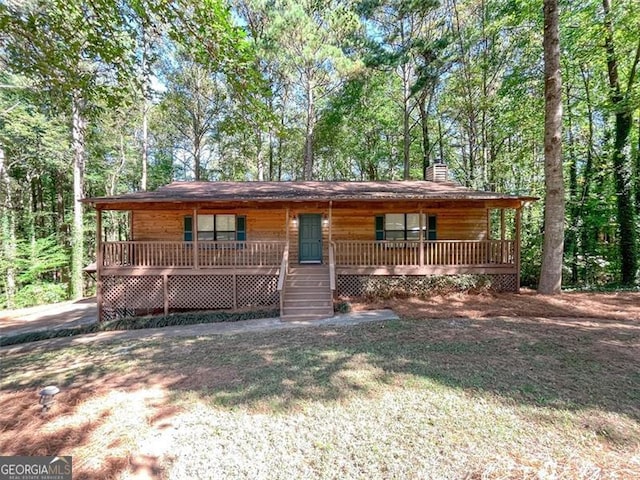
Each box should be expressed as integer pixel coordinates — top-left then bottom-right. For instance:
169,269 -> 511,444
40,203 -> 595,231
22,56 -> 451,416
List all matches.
425,159 -> 448,182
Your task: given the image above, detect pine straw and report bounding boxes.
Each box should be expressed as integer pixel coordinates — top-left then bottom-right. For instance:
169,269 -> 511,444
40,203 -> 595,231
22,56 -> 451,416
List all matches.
1,292 -> 639,479
349,289 -> 640,320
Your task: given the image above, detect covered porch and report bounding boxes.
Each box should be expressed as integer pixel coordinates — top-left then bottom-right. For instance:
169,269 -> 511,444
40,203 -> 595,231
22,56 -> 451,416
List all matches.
85,179 -> 534,320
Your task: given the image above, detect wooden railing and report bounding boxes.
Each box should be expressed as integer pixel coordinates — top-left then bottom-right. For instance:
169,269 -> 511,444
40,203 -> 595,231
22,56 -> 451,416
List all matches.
102,239 -> 514,269
333,240 -> 515,267
328,242 -> 336,291
102,241 -> 286,268
277,244 -> 289,318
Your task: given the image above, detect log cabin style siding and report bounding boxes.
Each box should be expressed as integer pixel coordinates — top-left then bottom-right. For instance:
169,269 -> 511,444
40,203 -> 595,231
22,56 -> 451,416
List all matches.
84,178 -> 535,320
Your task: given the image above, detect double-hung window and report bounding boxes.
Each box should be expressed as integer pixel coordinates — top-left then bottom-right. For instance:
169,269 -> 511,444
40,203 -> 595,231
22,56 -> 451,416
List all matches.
375,213 -> 437,241
184,214 -> 246,242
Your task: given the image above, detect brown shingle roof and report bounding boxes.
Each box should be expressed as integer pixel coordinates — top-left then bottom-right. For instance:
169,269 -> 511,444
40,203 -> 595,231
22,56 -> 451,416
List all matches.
84,180 -> 537,206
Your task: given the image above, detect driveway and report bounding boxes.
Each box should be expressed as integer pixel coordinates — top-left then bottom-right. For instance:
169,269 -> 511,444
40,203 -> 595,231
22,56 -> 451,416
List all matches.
0,298 -> 98,337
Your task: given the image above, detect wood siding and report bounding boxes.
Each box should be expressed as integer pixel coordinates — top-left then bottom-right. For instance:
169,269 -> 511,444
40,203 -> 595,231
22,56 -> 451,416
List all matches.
131,203 -> 490,265
132,209 -> 286,242
330,206 -> 488,242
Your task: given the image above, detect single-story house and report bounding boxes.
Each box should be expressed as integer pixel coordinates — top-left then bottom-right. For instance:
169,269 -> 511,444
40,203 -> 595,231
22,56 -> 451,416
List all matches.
83,163 -> 536,321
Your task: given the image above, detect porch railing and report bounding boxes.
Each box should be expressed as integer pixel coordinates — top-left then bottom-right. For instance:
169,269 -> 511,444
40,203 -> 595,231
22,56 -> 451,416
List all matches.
102,241 -> 286,268
333,240 -> 515,267
101,239 -> 514,269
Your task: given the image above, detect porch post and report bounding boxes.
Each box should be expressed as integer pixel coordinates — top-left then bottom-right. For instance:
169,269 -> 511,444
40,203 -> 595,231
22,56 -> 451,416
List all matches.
419,208 -> 424,267
285,207 -> 290,246
328,201 -> 332,243
163,274 -> 169,315
193,207 -> 199,269
96,207 -> 103,322
487,209 -> 492,240
515,207 -> 522,292
501,208 -> 506,264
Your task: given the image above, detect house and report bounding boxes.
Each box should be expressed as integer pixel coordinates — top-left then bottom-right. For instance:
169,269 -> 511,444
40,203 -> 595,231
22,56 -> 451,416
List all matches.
83,164 -> 536,321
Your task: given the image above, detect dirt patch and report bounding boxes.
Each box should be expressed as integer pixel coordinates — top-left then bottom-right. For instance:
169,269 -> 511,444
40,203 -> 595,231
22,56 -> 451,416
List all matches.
347,289 -> 640,321
0,369 -> 182,479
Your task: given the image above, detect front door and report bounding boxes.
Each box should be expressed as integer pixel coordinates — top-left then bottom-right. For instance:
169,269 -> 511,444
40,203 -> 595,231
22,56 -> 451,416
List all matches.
299,214 -> 322,263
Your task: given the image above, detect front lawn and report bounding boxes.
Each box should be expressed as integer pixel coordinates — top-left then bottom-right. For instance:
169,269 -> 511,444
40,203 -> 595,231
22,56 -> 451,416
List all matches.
1,314 -> 639,479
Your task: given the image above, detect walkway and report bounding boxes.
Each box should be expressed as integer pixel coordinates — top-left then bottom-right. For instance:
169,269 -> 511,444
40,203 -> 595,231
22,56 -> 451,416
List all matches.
0,298 -> 98,336
1,308 -> 399,355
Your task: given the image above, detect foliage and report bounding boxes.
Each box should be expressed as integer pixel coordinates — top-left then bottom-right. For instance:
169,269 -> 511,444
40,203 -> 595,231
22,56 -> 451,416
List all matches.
0,0 -> 639,304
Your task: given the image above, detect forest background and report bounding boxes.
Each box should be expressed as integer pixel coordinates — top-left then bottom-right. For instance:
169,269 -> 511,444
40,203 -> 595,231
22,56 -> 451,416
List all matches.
0,0 -> 638,309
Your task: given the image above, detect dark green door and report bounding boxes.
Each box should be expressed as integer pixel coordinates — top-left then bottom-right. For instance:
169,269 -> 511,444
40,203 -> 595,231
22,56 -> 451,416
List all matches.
299,214 -> 322,263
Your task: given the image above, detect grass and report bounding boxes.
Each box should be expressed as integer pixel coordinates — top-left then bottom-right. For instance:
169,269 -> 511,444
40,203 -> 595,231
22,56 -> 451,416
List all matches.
1,315 -> 639,479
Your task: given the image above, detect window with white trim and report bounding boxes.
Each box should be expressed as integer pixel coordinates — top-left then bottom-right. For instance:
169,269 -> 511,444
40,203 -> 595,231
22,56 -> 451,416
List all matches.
375,213 -> 437,241
183,214 -> 246,241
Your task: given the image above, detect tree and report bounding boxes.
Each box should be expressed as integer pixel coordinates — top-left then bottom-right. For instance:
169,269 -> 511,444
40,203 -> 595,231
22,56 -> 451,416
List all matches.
602,0 -> 639,285
0,0 -> 139,299
158,55 -> 228,181
538,0 -> 564,294
359,0 -> 442,180
264,0 -> 360,180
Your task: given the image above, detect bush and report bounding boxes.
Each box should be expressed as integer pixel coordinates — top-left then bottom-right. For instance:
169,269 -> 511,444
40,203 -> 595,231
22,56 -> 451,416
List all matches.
354,275 -> 495,300
334,301 -> 352,314
13,282 -> 68,308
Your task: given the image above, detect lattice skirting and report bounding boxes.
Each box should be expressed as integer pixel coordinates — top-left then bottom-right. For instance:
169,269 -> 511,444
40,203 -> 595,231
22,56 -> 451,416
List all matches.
168,275 -> 234,310
337,274 -> 518,298
102,275 -> 164,321
100,274 -> 279,321
237,275 -> 279,307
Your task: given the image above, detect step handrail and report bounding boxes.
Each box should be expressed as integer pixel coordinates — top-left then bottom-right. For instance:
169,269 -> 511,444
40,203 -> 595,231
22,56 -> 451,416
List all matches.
329,242 -> 336,292
277,243 -> 289,318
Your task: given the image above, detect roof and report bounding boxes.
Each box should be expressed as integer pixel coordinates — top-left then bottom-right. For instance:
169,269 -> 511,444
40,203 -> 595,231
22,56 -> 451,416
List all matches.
83,180 -> 537,207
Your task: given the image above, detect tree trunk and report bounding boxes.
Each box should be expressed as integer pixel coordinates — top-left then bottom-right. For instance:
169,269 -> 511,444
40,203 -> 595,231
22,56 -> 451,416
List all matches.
0,145 -> 16,308
538,0 -> 565,295
141,98 -> 149,191
565,81 -> 579,284
636,115 -> 640,215
418,91 -> 431,180
402,62 -> 411,180
256,131 -> 265,181
71,90 -> 86,299
578,64 -> 596,283
303,75 -> 315,180
140,26 -> 149,192
602,0 -> 639,285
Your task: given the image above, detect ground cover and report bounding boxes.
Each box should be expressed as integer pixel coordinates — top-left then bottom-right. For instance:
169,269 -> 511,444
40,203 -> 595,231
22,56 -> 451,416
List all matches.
1,292 -> 638,479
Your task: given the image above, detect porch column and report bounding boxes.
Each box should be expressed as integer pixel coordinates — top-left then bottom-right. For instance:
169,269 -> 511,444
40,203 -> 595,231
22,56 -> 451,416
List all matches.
419,208 -> 424,266
96,207 -> 103,322
285,207 -> 290,247
328,201 -> 332,244
501,208 -> 506,264
193,207 -> 199,269
515,207 -> 522,292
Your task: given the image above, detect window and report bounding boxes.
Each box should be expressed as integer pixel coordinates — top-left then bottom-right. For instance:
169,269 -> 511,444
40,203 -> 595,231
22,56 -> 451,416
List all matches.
183,214 -> 246,242
374,213 -> 437,241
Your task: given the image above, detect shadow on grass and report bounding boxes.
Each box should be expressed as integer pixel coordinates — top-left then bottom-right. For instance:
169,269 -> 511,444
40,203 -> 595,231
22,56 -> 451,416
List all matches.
138,316 -> 640,420
1,315 -> 638,459
0,357 -> 172,479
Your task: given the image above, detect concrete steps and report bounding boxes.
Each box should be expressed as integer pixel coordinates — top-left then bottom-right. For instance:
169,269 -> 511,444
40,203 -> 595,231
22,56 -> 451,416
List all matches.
281,265 -> 333,321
